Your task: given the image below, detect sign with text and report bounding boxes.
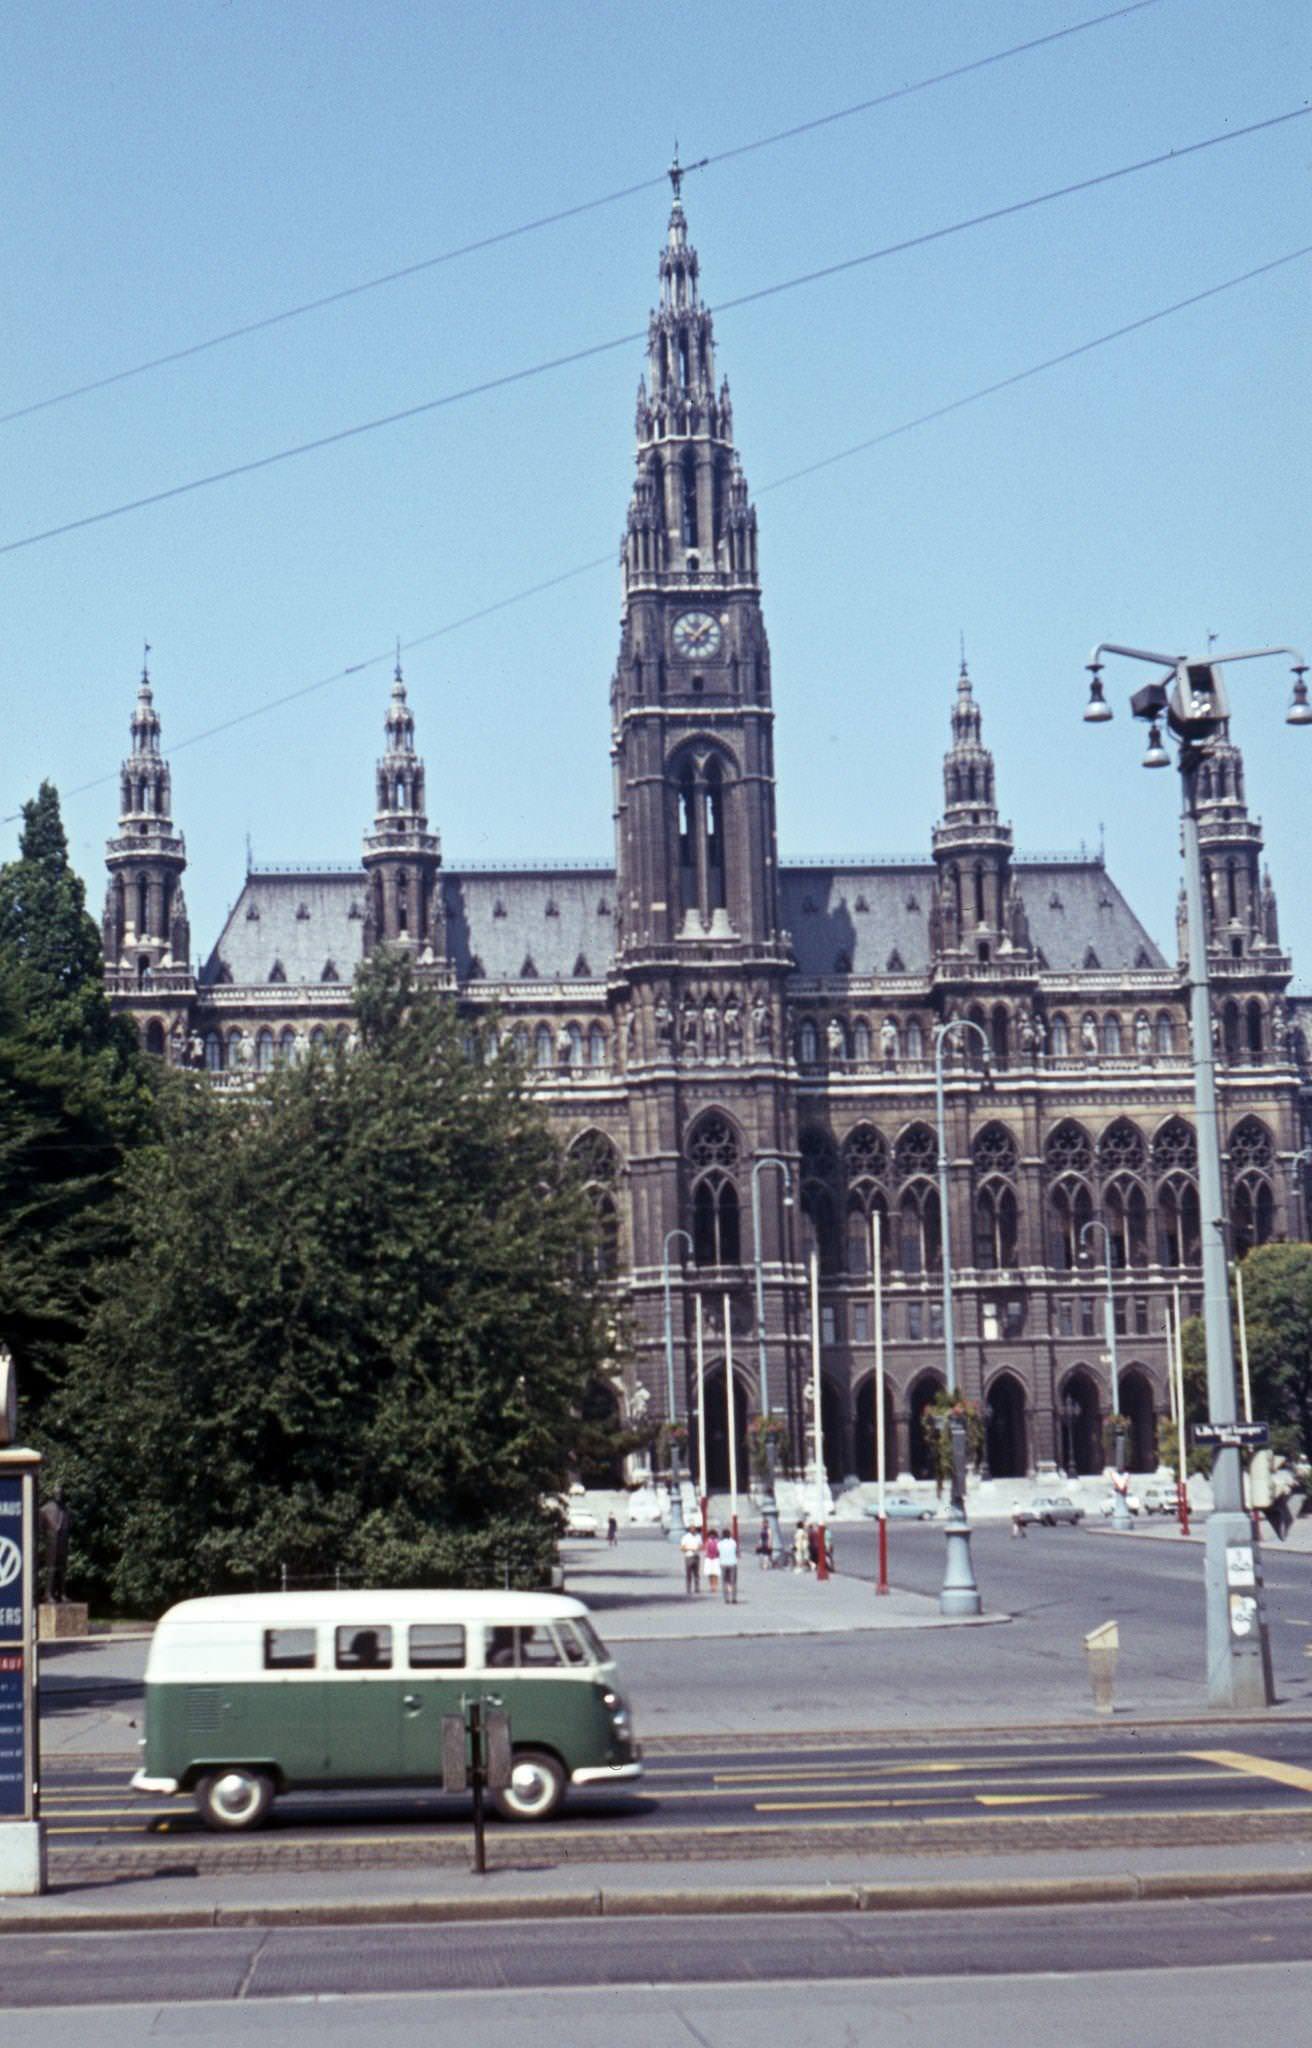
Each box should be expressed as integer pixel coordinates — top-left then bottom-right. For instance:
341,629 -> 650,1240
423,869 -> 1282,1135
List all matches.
0,1473 -> 31,1819
1193,1421 -> 1270,1450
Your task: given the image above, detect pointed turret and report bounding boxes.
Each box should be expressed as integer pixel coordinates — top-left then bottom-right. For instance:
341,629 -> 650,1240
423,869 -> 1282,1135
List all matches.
930,660 -> 1023,965
1194,721 -> 1267,960
103,657 -> 190,982
361,658 -> 444,960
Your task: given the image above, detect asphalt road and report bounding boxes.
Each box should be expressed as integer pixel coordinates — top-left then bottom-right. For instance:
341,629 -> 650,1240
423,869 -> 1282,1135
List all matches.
4,1893 -> 1312,2012
37,1721 -> 1312,1874
617,1520 -> 1312,1734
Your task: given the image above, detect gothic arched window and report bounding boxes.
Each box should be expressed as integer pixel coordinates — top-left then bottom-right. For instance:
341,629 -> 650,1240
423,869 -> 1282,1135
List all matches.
688,1114 -> 741,1268
972,1124 -> 1020,1270
277,1027 -> 297,1066
1050,1012 -> 1070,1057
588,1023 -> 607,1068
1103,1013 -> 1123,1057
203,1031 -> 224,1072
797,1018 -> 819,1065
255,1028 -> 275,1073
1156,1011 -> 1174,1055
534,1024 -> 553,1069
570,1131 -> 623,1279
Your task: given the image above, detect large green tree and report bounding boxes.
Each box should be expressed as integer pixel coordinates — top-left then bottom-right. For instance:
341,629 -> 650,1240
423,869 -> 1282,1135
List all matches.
1233,1243 -> 1312,1457
0,784 -> 150,1408
51,955 -> 611,1610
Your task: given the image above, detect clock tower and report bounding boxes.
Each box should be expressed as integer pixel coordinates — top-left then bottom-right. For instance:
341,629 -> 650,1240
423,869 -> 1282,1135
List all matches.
610,169 -> 798,1463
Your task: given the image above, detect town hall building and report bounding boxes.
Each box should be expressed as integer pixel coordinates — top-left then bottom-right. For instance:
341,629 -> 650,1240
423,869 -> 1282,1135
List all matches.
101,180 -> 1311,1490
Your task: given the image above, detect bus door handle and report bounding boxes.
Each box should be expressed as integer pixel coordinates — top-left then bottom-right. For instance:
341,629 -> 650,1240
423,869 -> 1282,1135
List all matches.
402,1693 -> 423,1715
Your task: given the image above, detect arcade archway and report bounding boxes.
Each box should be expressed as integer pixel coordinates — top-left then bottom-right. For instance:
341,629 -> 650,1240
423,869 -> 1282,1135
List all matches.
1059,1367 -> 1102,1476
984,1372 -> 1028,1478
908,1370 -> 947,1481
695,1366 -> 750,1492
1119,1367 -> 1157,1473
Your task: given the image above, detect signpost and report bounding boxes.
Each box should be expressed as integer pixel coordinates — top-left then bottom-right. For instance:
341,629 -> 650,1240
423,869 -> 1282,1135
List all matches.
0,1437 -> 43,1895
1193,1422 -> 1270,1450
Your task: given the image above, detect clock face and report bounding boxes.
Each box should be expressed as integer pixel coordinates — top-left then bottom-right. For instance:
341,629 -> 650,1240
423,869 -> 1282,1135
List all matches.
672,610 -> 722,661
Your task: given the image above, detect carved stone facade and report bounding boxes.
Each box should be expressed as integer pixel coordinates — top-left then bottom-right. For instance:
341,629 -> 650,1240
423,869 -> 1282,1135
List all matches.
103,185 -> 1312,1486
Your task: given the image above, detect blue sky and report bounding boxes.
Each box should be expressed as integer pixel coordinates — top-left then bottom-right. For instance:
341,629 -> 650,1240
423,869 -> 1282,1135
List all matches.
2,0 -> 1309,977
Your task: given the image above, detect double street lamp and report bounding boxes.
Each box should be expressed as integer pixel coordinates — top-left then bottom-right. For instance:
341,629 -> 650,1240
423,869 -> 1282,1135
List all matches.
1082,638 -> 1308,1708
932,1014 -> 991,1616
750,1156 -> 794,1556
1079,1218 -> 1130,1529
660,1228 -> 693,1541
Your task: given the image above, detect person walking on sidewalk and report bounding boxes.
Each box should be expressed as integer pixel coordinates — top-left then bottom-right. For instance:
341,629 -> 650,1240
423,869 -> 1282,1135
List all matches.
606,1513 -> 618,1547
680,1523 -> 702,1594
704,1526 -> 721,1596
755,1518 -> 773,1570
793,1519 -> 811,1573
719,1528 -> 739,1603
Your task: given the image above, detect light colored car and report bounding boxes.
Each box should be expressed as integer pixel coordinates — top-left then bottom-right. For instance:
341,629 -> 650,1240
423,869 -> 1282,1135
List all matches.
1016,1495 -> 1085,1527
1097,1491 -> 1142,1516
1140,1485 -> 1176,1515
564,1506 -> 600,1538
865,1496 -> 938,1521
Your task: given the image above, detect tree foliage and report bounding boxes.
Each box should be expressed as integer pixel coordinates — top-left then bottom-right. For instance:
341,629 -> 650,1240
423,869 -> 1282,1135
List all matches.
1232,1244 -> 1312,1458
0,784 -> 151,1408
48,954 -> 611,1610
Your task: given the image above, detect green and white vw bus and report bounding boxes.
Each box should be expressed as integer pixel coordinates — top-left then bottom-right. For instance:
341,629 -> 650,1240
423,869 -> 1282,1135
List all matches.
131,1589 -> 641,1831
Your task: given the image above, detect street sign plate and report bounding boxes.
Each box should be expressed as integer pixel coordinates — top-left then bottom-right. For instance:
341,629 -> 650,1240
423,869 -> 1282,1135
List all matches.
1193,1422 -> 1269,1448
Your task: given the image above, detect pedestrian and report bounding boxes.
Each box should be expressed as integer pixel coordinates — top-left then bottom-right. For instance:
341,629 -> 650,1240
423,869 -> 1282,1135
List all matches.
793,1519 -> 810,1573
1010,1508 -> 1026,1540
808,1523 -> 820,1571
719,1527 -> 739,1603
606,1513 -> 618,1547
680,1523 -> 702,1594
755,1518 -> 773,1571
704,1526 -> 721,1595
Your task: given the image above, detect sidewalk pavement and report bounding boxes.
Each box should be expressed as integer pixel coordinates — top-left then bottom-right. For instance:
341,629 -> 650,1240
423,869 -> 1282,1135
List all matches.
6,1836 -> 1312,1933
559,1530 -> 1005,1641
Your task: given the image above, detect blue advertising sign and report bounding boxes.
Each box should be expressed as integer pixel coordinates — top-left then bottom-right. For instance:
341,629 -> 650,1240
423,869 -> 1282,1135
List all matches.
0,1473 -> 29,1819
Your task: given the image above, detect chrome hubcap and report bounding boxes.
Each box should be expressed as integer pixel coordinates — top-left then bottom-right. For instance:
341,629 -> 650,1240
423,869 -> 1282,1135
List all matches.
213,1772 -> 259,1820
511,1762 -> 549,1807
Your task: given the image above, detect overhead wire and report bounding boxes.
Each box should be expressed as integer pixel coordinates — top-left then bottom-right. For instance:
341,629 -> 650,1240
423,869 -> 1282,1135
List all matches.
0,0 -> 1161,428
35,235 -> 1311,820
2,100 -> 1306,562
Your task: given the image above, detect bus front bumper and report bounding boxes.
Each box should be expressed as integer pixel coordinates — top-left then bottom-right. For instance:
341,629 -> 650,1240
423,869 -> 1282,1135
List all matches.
570,1760 -> 643,1787
131,1770 -> 180,1796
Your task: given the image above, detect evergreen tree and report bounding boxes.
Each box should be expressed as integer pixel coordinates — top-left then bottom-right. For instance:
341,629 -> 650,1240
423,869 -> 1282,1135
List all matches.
52,955 -> 611,1610
0,784 -> 150,1408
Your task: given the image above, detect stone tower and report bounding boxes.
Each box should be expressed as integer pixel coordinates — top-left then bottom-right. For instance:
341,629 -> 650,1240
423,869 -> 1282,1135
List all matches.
102,663 -> 190,987
362,659 -> 446,967
929,660 -> 1027,966
610,166 -> 799,1444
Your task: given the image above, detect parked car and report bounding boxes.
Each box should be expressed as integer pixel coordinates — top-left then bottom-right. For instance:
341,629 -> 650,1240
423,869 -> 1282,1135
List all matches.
1097,1491 -> 1142,1516
1141,1485 -> 1176,1516
564,1506 -> 601,1538
865,1496 -> 938,1521
1015,1495 -> 1085,1527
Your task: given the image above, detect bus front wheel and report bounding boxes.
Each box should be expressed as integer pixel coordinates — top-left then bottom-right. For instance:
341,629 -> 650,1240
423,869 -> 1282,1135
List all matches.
195,1767 -> 275,1832
491,1749 -> 565,1822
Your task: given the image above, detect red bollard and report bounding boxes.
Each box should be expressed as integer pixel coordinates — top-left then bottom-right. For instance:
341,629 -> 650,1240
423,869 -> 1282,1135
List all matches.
876,1512 -> 889,1596
816,1522 -> 829,1581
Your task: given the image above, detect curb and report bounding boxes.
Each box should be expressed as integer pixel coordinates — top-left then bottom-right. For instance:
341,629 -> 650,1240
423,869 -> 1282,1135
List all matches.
7,1865 -> 1312,1936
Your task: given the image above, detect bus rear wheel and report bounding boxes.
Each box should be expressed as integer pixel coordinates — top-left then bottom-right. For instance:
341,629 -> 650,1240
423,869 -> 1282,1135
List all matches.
491,1749 -> 565,1822
195,1768 -> 275,1832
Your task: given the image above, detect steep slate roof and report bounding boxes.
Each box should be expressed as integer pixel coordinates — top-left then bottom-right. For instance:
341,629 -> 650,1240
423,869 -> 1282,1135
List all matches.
202,857 -> 1164,989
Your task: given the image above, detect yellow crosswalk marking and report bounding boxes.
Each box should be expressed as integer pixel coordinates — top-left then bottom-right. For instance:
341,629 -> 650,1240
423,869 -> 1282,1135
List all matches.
754,1790 -> 1099,1813
1187,1748 -> 1312,1795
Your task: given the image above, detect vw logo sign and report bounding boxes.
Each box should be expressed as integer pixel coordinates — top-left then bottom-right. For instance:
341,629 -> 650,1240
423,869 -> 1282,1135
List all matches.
0,1534 -> 20,1591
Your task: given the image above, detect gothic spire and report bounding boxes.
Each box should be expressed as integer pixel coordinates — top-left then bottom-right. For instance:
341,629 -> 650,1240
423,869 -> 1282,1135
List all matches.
103,660 -> 189,975
624,183 -> 756,592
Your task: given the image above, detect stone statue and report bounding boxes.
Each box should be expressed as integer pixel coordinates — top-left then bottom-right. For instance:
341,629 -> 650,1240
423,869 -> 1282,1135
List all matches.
1033,1013 -> 1046,1054
724,996 -> 742,1056
702,998 -> 721,1058
826,1016 -> 846,1062
751,995 -> 772,1052
879,1018 -> 898,1065
1080,1015 -> 1098,1057
39,1486 -> 72,1605
654,994 -> 673,1046
1135,1013 -> 1152,1058
625,1013 -> 637,1063
680,995 -> 699,1055
1018,1010 -> 1036,1056
556,1022 -> 573,1067
1272,1001 -> 1287,1053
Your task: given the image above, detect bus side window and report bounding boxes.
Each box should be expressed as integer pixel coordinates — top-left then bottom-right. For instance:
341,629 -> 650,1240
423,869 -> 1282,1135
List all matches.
554,1623 -> 588,1665
335,1626 -> 393,1670
519,1625 -> 562,1667
484,1626 -> 517,1668
408,1624 -> 466,1669
265,1628 -> 317,1670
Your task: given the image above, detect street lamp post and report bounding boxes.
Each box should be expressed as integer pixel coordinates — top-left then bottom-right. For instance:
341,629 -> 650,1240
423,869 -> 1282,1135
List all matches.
1081,638 -> 1308,1708
1080,1218 -> 1130,1529
932,1015 -> 990,1617
750,1156 -> 794,1557
661,1228 -> 693,1542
